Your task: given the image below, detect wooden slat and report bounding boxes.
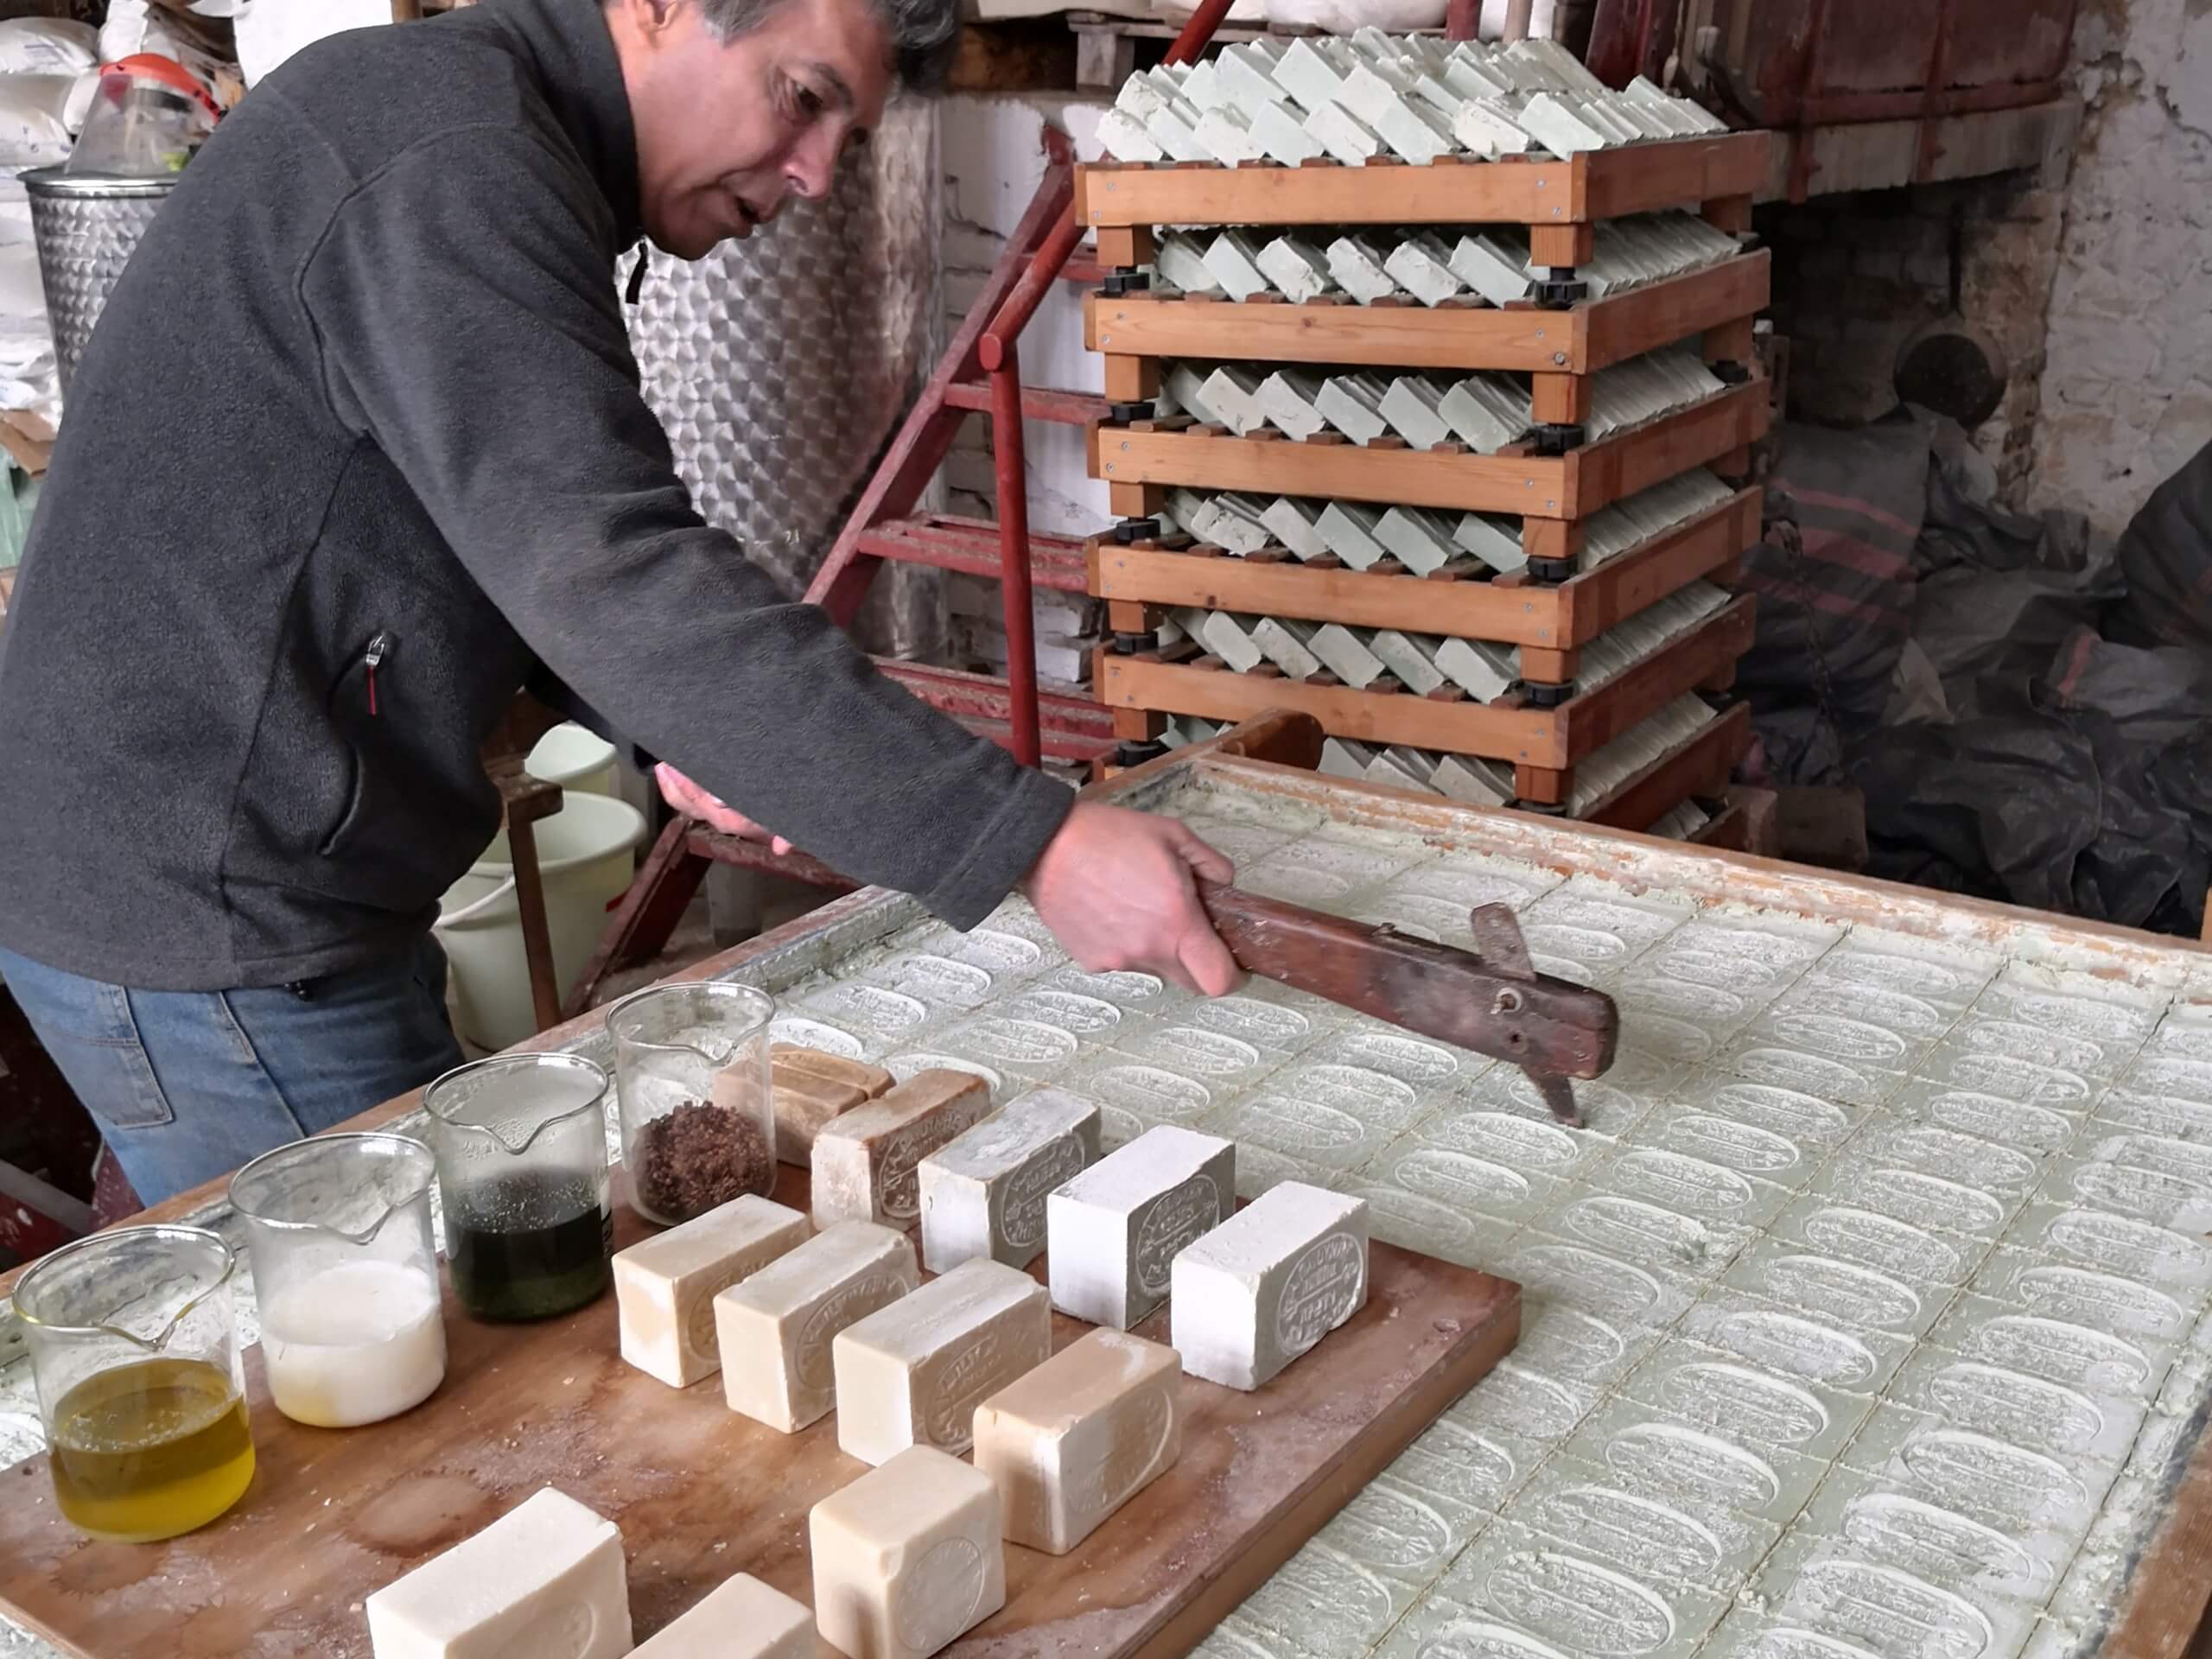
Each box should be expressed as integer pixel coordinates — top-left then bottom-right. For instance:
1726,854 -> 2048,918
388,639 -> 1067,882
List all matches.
1093,381 -> 1768,519
1580,701 -> 1751,830
1088,486 -> 1760,649
1086,255 -> 1767,374
1072,132 -> 1770,229
1558,594 -> 1757,757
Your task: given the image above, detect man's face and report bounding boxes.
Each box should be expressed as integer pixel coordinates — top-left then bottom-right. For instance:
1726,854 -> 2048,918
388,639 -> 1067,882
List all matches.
613,0 -> 893,260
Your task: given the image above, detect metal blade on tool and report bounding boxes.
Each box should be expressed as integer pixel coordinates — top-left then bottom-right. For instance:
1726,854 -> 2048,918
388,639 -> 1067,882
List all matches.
1194,880 -> 1618,1127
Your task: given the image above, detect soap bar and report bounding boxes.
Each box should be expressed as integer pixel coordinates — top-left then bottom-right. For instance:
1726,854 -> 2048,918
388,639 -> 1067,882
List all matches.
812,1069 -> 994,1230
366,1486 -> 630,1659
614,1194 -> 810,1389
833,1257 -> 1051,1464
1047,1125 -> 1235,1329
769,1063 -> 864,1169
631,1573 -> 811,1658
716,1219 -> 918,1432
1171,1182 -> 1369,1390
973,1328 -> 1182,1554
811,1446 -> 1005,1659
918,1086 -> 1102,1272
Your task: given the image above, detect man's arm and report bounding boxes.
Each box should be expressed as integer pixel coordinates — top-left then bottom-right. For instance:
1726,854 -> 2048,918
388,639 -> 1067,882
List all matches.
298,124 -> 1070,929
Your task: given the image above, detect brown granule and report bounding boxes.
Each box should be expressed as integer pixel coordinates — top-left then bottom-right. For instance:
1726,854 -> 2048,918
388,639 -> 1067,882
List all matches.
634,1101 -> 772,1222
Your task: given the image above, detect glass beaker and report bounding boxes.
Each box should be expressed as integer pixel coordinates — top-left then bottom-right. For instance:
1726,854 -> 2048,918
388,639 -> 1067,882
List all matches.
607,981 -> 777,1226
423,1052 -> 613,1321
14,1225 -> 254,1542
230,1134 -> 446,1428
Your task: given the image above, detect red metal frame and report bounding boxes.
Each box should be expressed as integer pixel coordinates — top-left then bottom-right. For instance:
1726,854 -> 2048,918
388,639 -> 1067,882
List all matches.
804,0 -> 1239,771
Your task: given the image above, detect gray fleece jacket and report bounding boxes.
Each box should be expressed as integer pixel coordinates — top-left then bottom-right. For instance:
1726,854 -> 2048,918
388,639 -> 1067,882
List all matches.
0,0 -> 1071,991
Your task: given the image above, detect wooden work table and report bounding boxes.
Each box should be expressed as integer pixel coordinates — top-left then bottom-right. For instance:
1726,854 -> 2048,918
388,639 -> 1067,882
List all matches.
5,712 -> 2212,1659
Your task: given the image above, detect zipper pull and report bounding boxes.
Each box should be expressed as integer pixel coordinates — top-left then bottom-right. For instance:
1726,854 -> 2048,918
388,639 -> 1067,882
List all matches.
365,632 -> 389,716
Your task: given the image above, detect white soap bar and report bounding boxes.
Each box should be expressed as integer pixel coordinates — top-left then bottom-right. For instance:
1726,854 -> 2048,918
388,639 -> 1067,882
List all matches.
1319,736 -> 1379,779
834,1258 -> 1051,1464
1520,91 -> 1611,156
1260,496 -> 1329,559
614,1194 -> 810,1389
1365,747 -> 1437,793
1433,753 -> 1515,805
366,1487 -> 630,1659
1338,60 -> 1416,127
1315,374 -> 1391,446
1217,42 -> 1286,118
1096,108 -> 1164,164
811,1446 -> 1005,1659
1172,1182 -> 1369,1391
1310,623 -> 1389,688
1247,97 -> 1322,166
1375,508 -> 1457,575
716,1219 -> 918,1432
1202,497 -> 1274,555
811,1070 -> 995,1230
1304,101 -> 1385,167
973,1329 -> 1182,1555
1383,238 -> 1465,308
1379,376 -> 1452,450
1255,369 -> 1328,440
1455,512 -> 1529,574
1453,98 -> 1538,157
632,1573 -> 811,1659
1438,380 -> 1522,452
1316,499 -> 1389,568
1370,95 -> 1456,164
1435,636 -> 1517,700
919,1088 -> 1102,1273
1144,101 -> 1212,163
1325,236 -> 1399,303
1155,234 -> 1224,297
1368,628 -> 1447,693
1164,363 -> 1220,425
1198,610 -> 1264,671
1195,104 -> 1267,165
1255,235 -> 1334,303
1047,1125 -> 1235,1330
1251,616 -> 1324,680
1450,232 -> 1533,306
1199,365 -> 1266,434
1203,230 -> 1272,301
1271,36 -> 1347,111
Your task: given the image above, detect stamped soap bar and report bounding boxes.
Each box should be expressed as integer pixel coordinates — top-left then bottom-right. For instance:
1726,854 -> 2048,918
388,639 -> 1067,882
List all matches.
1171,1182 -> 1369,1390
918,1087 -> 1102,1272
366,1486 -> 630,1659
715,1219 -> 918,1432
613,1194 -> 810,1389
812,1069 -> 995,1230
1047,1125 -> 1235,1330
810,1446 -> 1005,1659
973,1328 -> 1182,1554
833,1257 -> 1051,1464
769,1044 -> 892,1167
630,1572 -> 811,1658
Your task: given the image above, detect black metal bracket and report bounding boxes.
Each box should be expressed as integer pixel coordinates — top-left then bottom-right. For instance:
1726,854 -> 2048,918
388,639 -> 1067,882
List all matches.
1112,517 -> 1161,543
1514,798 -> 1571,817
1111,631 -> 1158,656
1535,272 -> 1589,308
1101,270 -> 1151,296
1116,740 -> 1169,766
1531,423 -> 1585,456
1525,556 -> 1578,585
1520,679 -> 1575,709
1711,359 -> 1752,385
1106,400 -> 1156,426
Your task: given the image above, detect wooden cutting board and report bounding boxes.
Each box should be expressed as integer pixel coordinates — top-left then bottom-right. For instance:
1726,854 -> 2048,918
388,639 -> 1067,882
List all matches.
0,1166 -> 1518,1659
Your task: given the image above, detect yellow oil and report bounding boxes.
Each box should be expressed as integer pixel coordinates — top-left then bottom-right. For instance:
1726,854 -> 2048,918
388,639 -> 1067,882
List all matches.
48,1356 -> 255,1542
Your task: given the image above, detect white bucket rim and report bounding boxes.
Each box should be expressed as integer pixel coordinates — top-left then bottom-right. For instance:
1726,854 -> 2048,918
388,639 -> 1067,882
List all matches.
436,794 -> 645,931
524,721 -> 619,789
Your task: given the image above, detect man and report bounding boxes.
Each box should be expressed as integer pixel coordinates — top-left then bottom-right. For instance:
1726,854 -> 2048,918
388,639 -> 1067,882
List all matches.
0,0 -> 1238,1207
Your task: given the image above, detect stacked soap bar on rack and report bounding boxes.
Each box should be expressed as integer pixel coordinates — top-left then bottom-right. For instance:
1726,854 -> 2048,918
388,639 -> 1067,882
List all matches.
1159,346 -> 1724,451
1155,212 -> 1738,308
1157,581 -> 1727,702
1158,467 -> 1737,578
947,574 -> 1104,687
1305,692 -> 1722,826
1096,29 -> 1724,168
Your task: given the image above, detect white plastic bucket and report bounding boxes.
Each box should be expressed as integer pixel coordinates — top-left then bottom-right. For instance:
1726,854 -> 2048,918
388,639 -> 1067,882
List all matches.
524,721 -> 618,798
435,792 -> 646,1053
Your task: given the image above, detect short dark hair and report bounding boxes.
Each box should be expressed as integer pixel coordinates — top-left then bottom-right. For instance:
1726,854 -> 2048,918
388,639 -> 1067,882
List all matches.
699,0 -> 961,93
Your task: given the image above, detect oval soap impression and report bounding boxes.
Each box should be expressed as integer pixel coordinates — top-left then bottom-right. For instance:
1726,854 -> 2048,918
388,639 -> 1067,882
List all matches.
1133,1173 -> 1222,1295
1275,1230 -> 1365,1357
895,1535 -> 988,1653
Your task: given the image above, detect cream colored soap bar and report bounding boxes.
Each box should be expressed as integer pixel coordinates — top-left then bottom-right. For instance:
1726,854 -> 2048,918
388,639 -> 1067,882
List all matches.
717,1219 -> 918,1432
614,1194 -> 810,1389
973,1328 -> 1182,1554
813,1070 -> 995,1230
631,1572 -> 810,1658
833,1257 -> 1050,1464
366,1486 -> 630,1659
918,1087 -> 1101,1273
810,1446 -> 1005,1659
772,1044 -> 894,1167
1047,1125 -> 1235,1330
1172,1181 -> 1368,1390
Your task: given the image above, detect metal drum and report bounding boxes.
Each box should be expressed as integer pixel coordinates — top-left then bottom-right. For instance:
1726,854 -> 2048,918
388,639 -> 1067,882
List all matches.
626,96 -> 944,656
22,170 -> 175,398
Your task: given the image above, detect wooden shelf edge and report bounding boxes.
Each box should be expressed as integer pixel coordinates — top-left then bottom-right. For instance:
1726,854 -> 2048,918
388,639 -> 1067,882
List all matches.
1558,594 -> 1758,758
1086,253 -> 1767,376
1085,485 -> 1762,648
1073,131 -> 1772,230
1094,379 -> 1768,519
1580,701 -> 1751,830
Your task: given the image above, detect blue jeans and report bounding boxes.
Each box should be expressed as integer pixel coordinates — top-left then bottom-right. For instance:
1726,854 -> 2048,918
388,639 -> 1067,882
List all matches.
0,937 -> 464,1208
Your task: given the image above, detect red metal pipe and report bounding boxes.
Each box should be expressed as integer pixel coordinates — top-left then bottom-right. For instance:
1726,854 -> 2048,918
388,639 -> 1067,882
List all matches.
979,211 -> 1083,374
1446,0 -> 1479,40
1164,0 -> 1240,62
989,347 -> 1042,769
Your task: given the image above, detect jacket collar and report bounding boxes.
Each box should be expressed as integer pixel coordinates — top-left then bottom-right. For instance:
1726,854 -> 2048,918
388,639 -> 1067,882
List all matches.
484,0 -> 643,247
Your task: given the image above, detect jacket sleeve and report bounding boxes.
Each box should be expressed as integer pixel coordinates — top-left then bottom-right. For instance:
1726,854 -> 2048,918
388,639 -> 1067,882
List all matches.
298,125 -> 1072,930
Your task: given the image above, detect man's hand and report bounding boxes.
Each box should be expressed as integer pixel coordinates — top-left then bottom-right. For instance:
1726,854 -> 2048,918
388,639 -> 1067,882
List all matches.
1022,803 -> 1242,996
654,763 -> 794,854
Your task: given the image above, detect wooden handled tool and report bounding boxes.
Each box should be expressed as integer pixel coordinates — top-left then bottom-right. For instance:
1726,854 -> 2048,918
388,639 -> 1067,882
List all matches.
1197,880 -> 1618,1128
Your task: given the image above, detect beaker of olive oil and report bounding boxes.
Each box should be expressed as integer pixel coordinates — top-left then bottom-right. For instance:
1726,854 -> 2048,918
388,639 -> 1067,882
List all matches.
15,1225 -> 256,1542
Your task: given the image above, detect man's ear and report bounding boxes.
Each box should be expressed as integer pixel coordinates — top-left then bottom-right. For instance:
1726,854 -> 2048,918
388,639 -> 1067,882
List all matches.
611,0 -> 684,43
